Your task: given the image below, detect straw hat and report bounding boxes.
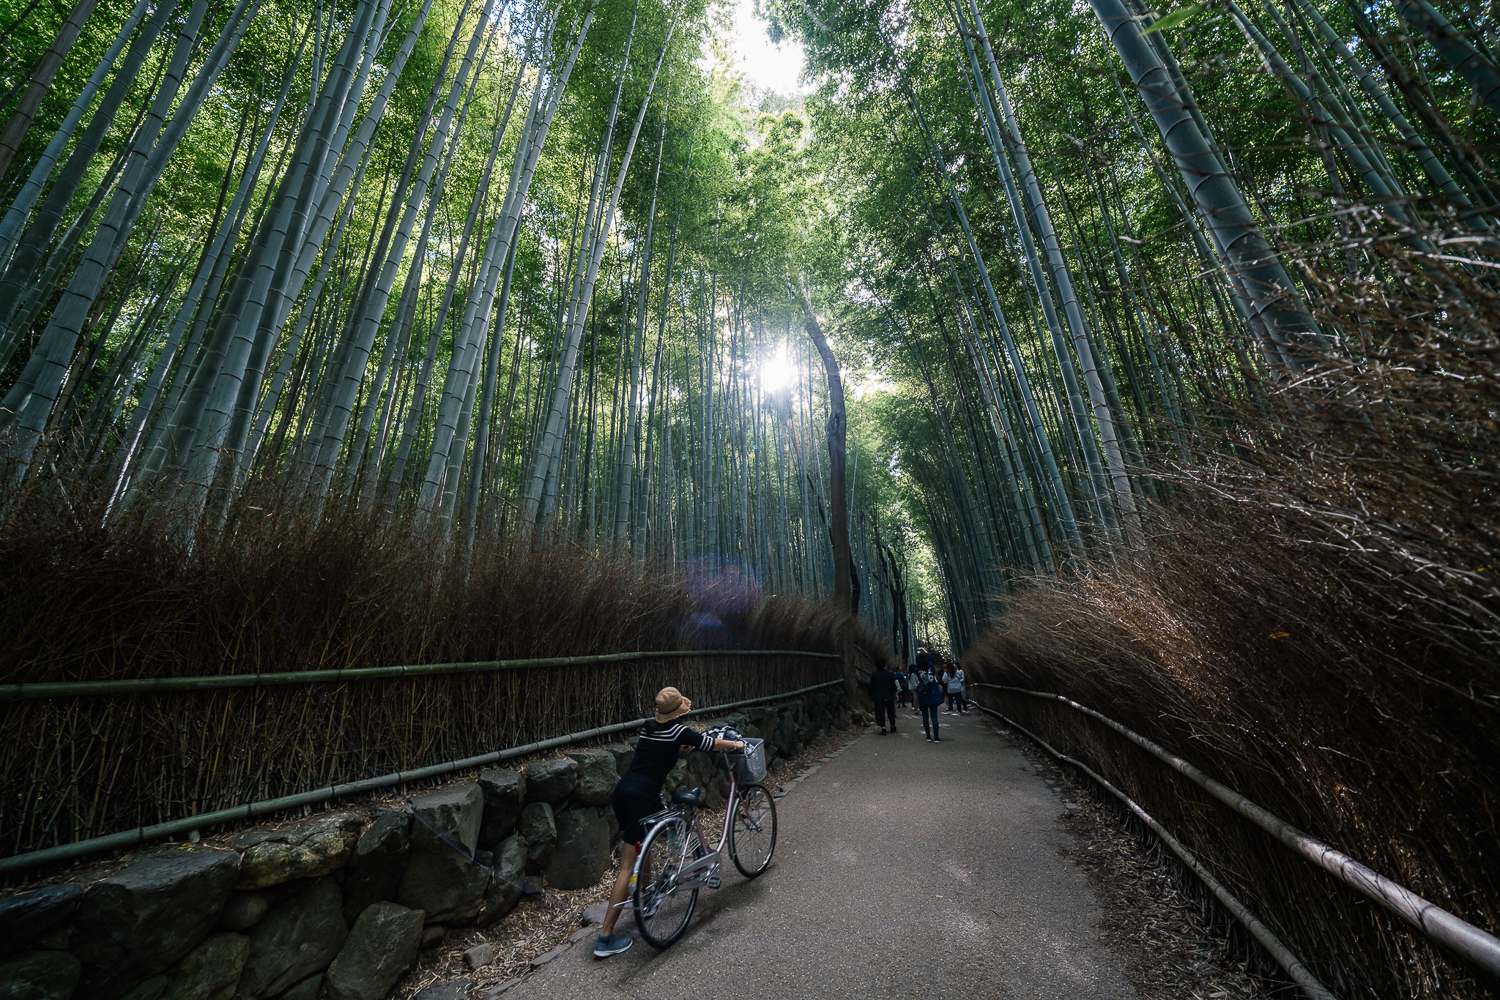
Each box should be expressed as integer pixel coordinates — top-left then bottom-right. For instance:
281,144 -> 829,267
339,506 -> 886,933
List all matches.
654,687 -> 692,723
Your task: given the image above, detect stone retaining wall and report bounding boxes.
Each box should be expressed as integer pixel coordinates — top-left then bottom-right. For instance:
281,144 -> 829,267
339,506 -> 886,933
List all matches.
0,690 -> 848,1000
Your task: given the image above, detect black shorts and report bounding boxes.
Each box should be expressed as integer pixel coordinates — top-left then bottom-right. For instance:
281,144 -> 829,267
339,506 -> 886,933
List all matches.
612,779 -> 661,846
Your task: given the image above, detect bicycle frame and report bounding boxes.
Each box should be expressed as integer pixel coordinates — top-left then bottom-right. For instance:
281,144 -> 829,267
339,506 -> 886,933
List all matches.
673,753 -> 747,889
700,756 -> 744,852
634,751 -> 748,894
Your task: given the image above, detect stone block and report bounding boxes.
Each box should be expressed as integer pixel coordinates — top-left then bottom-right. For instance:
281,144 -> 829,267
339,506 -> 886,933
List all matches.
0,885 -> 81,958
0,950 -> 80,1000
604,808 -> 619,846
523,759 -> 577,805
397,786 -> 487,926
342,809 -> 411,925
233,813 -> 364,890
604,743 -> 634,775
31,933 -> 64,954
410,785 -> 482,854
323,903 -> 423,1000
528,945 -> 566,968
237,878 -> 347,999
563,750 -> 616,806
519,804 -> 555,874
395,844 -> 486,928
413,984 -> 469,1000
475,836 -> 525,927
776,714 -> 798,754
545,809 -> 610,891
118,976 -> 166,1000
277,974 -> 321,1000
476,771 -> 523,849
72,849 -> 239,1000
161,932 -> 247,1000
682,751 -> 715,786
461,944 -> 492,971
218,892 -> 269,932
708,769 -> 730,809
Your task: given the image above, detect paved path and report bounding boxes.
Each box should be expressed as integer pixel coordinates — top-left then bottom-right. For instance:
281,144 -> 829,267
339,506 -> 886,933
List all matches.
506,709 -> 1139,1000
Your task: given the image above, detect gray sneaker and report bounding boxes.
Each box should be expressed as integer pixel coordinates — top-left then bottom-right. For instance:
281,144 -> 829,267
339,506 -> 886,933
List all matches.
593,933 -> 633,958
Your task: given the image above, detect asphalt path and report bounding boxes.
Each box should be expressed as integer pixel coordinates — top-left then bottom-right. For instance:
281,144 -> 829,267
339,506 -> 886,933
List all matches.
504,708 -> 1139,1000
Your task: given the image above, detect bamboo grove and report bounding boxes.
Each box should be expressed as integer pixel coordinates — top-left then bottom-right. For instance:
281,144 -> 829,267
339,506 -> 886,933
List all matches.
759,0 -> 1500,650
0,0 -> 1497,658
0,0 -> 935,659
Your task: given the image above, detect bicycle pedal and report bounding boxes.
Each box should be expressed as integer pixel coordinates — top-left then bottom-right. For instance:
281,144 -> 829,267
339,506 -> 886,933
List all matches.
705,874 -> 722,889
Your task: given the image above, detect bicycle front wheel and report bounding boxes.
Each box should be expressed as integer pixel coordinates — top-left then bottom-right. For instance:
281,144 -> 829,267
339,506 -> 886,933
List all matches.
633,817 -> 700,948
728,783 -> 777,877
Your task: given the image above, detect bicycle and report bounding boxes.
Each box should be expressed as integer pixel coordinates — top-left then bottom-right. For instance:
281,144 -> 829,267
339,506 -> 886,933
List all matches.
627,729 -> 778,948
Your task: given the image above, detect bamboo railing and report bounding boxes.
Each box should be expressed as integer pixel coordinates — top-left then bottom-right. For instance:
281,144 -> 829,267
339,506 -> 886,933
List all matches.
0,650 -> 838,700
971,700 -> 1336,1000
0,672 -> 841,877
0,649 -> 841,864
971,683 -> 1500,981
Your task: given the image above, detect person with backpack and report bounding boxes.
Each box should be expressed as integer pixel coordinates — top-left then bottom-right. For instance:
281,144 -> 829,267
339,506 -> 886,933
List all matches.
914,659 -> 945,743
894,665 -> 910,710
868,661 -> 899,735
944,666 -> 964,714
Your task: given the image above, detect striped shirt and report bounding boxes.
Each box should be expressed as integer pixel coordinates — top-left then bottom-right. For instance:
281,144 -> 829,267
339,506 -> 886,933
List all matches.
621,719 -> 715,791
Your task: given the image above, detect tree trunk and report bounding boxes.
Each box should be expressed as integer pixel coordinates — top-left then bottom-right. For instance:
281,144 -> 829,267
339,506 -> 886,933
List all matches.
792,277 -> 857,704
1089,0 -> 1322,368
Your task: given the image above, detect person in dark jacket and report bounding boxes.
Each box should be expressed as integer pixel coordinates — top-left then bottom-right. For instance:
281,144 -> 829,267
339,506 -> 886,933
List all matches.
868,663 -> 899,735
914,659 -> 944,743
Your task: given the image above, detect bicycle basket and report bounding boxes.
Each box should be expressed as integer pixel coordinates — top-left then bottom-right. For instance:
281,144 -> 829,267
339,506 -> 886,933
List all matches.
734,738 -> 767,783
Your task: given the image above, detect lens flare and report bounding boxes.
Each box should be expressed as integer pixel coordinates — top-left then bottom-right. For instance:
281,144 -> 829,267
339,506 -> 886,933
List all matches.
759,346 -> 795,394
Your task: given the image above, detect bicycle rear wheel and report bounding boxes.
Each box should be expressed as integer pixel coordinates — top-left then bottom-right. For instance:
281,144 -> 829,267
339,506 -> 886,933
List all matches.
633,816 -> 699,948
728,783 -> 777,877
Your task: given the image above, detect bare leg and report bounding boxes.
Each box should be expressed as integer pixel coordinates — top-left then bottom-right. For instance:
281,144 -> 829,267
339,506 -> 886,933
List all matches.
600,842 -> 638,936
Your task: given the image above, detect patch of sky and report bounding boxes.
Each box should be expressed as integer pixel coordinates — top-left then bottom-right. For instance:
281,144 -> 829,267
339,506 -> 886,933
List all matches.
698,0 -> 810,98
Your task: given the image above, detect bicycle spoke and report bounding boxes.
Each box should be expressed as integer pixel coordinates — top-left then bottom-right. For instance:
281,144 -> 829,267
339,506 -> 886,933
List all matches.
729,784 -> 777,877
634,816 -> 699,947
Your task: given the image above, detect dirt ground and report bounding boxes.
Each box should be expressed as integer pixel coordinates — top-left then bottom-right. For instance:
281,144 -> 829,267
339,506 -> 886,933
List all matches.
994,722 -> 1290,1000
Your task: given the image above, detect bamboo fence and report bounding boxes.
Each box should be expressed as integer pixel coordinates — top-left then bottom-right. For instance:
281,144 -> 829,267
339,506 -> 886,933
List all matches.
969,682 -> 1500,1000
0,649 -> 839,859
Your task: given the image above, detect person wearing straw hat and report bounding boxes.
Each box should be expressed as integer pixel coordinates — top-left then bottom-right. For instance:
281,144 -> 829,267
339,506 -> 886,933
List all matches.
594,687 -> 746,958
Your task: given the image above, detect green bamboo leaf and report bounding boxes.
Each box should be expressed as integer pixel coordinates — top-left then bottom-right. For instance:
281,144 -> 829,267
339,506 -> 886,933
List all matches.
1141,3 -> 1206,34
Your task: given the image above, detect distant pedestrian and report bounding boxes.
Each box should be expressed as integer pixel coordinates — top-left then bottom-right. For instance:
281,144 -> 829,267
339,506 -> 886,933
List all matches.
944,668 -> 964,714
953,664 -> 968,714
914,661 -> 944,743
868,662 -> 899,735
894,665 -> 910,711
912,649 -> 934,718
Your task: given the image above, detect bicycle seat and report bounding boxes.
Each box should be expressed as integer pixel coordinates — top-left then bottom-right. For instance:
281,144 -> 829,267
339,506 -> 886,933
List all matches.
670,787 -> 702,806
